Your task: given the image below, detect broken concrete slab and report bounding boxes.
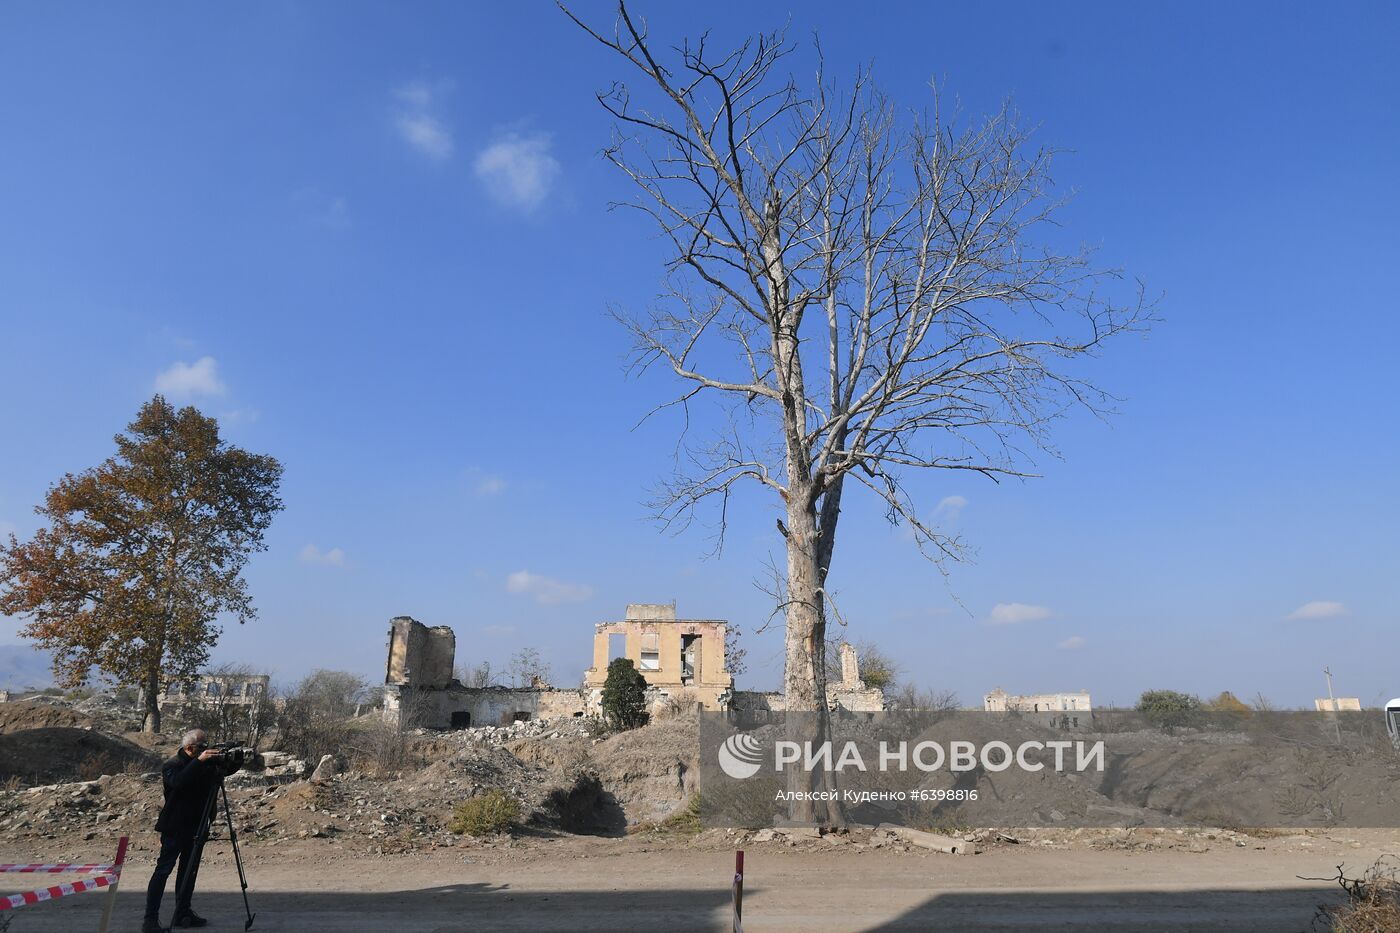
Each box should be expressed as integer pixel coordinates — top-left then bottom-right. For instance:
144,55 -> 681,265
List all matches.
310,754 -> 341,784
876,823 -> 976,855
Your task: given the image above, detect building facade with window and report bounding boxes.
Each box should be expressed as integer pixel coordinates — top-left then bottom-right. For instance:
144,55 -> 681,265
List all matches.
583,603 -> 734,710
157,673 -> 271,710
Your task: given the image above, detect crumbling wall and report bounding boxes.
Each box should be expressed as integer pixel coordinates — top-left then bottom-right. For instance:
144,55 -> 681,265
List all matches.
839,643 -> 861,689
385,684 -> 591,729
385,616 -> 455,689
984,688 -> 1092,713
731,687 -> 885,714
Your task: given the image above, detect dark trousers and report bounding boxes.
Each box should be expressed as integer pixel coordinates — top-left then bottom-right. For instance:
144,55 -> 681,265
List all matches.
145,833 -> 199,920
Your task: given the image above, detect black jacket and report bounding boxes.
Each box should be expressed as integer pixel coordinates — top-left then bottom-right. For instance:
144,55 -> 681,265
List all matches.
154,749 -> 240,838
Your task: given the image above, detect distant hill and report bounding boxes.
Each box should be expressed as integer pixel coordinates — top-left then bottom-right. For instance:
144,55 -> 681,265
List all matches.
0,643 -> 55,691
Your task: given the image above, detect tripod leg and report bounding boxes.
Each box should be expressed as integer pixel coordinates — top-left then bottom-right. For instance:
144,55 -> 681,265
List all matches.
220,781 -> 256,931
172,784 -> 218,926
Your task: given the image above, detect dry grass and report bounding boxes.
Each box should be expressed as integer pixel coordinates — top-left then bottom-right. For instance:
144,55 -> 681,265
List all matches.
630,793 -> 703,837
1313,857 -> 1400,933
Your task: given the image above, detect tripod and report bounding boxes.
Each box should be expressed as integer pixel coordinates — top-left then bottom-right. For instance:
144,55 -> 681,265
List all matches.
171,774 -> 255,931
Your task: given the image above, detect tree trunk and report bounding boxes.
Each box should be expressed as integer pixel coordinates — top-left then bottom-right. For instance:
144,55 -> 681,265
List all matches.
782,485 -> 844,823
765,192 -> 841,824
782,491 -> 825,712
142,667 -> 161,734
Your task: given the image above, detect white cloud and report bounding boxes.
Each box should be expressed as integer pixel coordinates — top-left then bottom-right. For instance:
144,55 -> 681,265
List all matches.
218,408 -> 261,426
1287,600 -> 1347,621
988,602 -> 1053,625
398,113 -> 453,160
1057,635 -> 1085,651
505,570 -> 593,605
467,468 -> 506,496
154,357 -> 226,398
395,81 -> 454,161
476,475 -> 507,496
299,544 -> 345,567
474,131 -> 560,212
935,495 -> 967,521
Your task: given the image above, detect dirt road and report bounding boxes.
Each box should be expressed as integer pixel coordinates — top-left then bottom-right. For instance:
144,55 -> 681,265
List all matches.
4,832 -> 1393,932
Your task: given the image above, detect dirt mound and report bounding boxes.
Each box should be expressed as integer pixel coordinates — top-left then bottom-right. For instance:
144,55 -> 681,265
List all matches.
0,727 -> 160,785
0,701 -> 97,734
586,717 -> 698,824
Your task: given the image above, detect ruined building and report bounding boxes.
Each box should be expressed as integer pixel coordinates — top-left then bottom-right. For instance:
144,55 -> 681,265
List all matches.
983,688 -> 1092,713
382,616 -> 588,728
382,603 -> 885,729
583,603 -> 733,709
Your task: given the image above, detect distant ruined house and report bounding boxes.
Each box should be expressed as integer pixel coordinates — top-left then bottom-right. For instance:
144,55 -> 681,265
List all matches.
984,687 -> 1091,714
156,673 -> 271,712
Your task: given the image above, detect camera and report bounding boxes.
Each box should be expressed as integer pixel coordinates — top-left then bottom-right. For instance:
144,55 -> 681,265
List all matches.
210,742 -> 265,771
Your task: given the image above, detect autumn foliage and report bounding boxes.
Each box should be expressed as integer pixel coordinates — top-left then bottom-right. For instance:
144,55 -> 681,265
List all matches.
0,396 -> 282,731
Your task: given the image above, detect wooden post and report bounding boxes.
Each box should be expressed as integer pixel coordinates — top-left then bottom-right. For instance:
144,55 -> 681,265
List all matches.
96,836 -> 128,933
732,849 -> 744,933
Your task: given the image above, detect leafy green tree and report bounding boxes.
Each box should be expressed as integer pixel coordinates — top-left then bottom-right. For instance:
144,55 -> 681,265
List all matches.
0,397 -> 283,732
1136,689 -> 1202,731
601,657 -> 649,731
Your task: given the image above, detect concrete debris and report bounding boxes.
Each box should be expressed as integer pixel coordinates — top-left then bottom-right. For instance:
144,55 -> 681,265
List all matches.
876,823 -> 976,855
310,754 -> 342,784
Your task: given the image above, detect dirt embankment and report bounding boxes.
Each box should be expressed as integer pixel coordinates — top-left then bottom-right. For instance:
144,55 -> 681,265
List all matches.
0,700 -> 98,734
0,706 -> 701,850
0,701 -> 159,786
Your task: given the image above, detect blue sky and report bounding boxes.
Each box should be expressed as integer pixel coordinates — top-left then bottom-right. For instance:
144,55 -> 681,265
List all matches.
0,2 -> 1396,707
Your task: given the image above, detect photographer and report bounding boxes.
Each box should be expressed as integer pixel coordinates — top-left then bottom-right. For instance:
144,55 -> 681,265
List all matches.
143,729 -> 243,931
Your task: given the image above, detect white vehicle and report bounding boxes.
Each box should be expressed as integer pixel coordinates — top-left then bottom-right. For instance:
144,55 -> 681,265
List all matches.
1386,698 -> 1400,748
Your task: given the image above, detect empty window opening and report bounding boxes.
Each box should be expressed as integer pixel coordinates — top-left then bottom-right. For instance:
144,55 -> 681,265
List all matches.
450,711 -> 472,729
207,682 -> 221,696
511,711 -> 532,723
608,632 -> 626,663
681,634 -> 701,683
639,633 -> 660,671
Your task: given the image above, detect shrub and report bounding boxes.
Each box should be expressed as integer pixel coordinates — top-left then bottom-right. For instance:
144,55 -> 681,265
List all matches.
1136,689 -> 1202,731
601,657 -> 649,731
450,789 -> 521,836
655,689 -> 701,721
1204,691 -> 1252,716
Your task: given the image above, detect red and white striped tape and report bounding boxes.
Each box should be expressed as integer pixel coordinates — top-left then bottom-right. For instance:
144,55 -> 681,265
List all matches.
1,872 -> 117,911
0,863 -> 116,874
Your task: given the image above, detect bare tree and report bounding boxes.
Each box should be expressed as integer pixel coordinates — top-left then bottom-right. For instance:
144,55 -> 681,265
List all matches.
170,662 -> 271,747
456,660 -> 495,688
508,648 -> 551,688
564,5 -> 1151,725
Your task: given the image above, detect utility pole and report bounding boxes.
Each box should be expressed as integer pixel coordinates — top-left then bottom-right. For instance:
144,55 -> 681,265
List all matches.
1324,666 -> 1343,743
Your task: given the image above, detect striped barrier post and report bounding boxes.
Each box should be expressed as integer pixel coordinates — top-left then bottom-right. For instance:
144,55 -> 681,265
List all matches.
0,836 -> 129,931
732,849 -> 744,933
97,836 -> 128,933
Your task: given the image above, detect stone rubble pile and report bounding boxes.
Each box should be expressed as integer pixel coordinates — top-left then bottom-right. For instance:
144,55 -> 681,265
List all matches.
417,715 -> 597,748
